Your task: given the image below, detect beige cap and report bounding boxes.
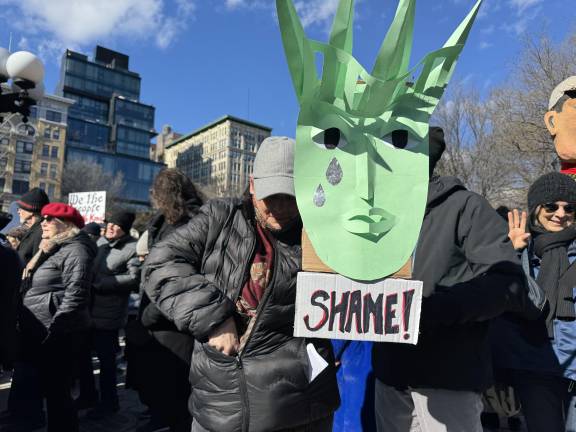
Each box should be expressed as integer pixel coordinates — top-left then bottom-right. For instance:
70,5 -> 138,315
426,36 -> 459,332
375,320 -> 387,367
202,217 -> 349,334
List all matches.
548,76 -> 576,110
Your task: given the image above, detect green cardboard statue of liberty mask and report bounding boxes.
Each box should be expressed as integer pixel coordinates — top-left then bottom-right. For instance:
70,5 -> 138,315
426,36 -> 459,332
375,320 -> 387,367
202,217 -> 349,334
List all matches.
276,0 -> 482,281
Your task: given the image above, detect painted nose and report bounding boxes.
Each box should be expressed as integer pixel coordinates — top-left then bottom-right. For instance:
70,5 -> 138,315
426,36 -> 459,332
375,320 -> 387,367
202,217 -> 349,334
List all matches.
355,149 -> 374,201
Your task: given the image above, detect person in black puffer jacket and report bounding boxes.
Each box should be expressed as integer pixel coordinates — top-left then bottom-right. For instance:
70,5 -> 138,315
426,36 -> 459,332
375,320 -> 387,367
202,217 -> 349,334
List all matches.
128,168 -> 202,432
19,203 -> 96,432
144,137 -> 339,432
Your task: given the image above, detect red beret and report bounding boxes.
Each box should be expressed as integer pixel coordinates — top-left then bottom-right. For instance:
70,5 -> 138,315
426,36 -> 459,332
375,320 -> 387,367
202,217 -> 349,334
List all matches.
41,203 -> 85,228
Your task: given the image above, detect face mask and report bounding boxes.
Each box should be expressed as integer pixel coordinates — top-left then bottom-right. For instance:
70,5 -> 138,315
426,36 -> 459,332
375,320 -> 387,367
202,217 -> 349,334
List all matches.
277,0 -> 482,280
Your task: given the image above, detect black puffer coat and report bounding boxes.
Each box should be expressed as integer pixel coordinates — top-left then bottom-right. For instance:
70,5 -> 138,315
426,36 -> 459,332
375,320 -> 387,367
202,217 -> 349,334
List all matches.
20,231 -> 97,341
144,198 -> 340,432
17,221 -> 42,264
140,198 -> 201,361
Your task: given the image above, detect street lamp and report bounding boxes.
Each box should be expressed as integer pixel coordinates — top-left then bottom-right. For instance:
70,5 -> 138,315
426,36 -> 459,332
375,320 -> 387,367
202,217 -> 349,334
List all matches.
0,48 -> 45,122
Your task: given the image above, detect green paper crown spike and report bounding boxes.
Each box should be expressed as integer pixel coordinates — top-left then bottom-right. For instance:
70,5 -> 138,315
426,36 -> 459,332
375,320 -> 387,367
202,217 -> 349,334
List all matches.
276,0 -> 483,281
277,0 -> 482,120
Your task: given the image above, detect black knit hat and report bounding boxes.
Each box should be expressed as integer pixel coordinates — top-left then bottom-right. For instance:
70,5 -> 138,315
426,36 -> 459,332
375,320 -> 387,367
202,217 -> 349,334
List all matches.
527,172 -> 576,215
82,222 -> 103,237
429,126 -> 446,177
17,188 -> 49,213
106,210 -> 135,234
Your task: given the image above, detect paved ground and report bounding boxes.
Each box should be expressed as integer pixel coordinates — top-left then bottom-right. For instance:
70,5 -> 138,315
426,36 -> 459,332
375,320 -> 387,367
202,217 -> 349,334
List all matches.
0,357 -> 525,432
0,362 -> 160,432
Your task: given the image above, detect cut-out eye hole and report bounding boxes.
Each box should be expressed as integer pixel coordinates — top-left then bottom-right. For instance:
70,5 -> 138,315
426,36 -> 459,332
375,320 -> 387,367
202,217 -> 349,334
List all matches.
312,127 -> 348,150
381,129 -> 420,150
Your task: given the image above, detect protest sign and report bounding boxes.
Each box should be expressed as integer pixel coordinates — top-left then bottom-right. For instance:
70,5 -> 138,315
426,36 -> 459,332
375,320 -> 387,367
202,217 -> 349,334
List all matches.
294,272 -> 423,345
68,191 -> 106,224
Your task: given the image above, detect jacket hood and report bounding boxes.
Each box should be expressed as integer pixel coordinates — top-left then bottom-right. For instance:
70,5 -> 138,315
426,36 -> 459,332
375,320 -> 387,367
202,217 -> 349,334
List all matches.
426,176 -> 467,214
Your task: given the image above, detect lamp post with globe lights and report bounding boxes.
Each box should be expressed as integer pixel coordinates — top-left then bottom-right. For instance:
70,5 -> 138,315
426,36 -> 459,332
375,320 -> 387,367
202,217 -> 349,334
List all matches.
0,47 -> 45,123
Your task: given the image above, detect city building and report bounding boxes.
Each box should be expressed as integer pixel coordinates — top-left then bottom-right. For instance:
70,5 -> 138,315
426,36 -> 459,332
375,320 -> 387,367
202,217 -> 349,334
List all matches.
152,124 -> 182,162
56,46 -> 163,207
0,92 -> 74,211
164,115 -> 272,196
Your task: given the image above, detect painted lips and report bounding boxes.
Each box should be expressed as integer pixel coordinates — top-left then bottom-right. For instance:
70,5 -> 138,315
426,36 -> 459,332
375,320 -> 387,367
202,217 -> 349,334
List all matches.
342,207 -> 396,236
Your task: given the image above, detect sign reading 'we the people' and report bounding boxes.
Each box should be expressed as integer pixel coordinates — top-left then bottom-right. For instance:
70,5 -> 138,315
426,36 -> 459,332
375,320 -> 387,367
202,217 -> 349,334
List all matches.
294,273 -> 423,345
68,191 -> 106,224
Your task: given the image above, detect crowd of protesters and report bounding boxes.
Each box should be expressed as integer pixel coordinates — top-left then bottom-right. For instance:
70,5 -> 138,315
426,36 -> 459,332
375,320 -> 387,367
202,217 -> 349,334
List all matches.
0,79 -> 576,432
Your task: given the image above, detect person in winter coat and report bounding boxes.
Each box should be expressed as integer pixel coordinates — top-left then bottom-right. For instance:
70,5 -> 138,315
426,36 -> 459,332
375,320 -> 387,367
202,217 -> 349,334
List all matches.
0,213 -> 21,369
77,210 -> 140,418
18,203 -> 96,432
144,136 -> 340,432
494,172 -> 576,432
1,189 -> 50,432
15,188 -> 50,264
372,127 -> 536,432
128,168 -> 202,432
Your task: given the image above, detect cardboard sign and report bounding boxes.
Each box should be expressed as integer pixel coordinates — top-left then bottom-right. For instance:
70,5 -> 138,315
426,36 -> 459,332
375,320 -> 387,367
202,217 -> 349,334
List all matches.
68,191 -> 106,224
294,272 -> 423,345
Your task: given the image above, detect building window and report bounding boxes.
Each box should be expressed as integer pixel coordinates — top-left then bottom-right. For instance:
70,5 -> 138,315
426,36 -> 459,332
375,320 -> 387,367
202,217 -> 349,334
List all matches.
45,110 -> 62,123
52,128 -> 60,140
0,137 -> 8,146
51,146 -> 59,159
40,162 -> 48,176
42,144 -> 50,157
12,180 -> 29,194
47,184 -> 55,198
49,165 -> 57,179
44,127 -> 51,139
39,182 -> 46,191
14,160 -> 31,173
16,140 -> 33,154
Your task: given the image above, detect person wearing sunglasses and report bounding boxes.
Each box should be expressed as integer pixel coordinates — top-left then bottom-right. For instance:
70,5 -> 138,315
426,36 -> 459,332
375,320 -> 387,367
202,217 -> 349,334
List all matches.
17,203 -> 96,432
494,172 -> 576,432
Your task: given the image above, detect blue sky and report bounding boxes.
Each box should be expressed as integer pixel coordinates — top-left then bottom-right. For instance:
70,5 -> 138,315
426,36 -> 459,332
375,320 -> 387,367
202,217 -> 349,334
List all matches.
0,0 -> 572,139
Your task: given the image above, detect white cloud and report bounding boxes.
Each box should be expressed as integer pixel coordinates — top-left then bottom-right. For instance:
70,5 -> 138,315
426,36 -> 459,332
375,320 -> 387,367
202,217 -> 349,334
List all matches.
479,41 -> 493,50
225,0 -> 246,9
0,0 -> 195,61
222,0 -> 270,12
505,4 -> 542,35
509,0 -> 543,15
293,0 -> 340,28
480,25 -> 495,35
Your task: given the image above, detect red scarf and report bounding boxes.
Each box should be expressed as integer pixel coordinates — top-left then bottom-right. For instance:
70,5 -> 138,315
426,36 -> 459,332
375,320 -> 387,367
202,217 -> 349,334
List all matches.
560,162 -> 576,180
238,223 -> 274,314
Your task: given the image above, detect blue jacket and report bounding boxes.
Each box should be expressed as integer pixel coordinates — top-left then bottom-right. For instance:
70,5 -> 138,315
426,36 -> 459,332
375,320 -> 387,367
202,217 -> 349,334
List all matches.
492,241 -> 576,380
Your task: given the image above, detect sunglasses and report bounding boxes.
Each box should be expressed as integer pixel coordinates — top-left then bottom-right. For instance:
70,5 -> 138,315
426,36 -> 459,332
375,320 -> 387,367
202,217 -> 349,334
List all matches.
41,215 -> 61,223
541,203 -> 576,214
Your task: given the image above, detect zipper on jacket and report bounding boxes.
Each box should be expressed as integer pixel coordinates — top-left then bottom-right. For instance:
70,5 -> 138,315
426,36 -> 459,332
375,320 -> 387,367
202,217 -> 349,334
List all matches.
233,236 -> 280,432
236,356 -> 250,432
237,236 -> 278,357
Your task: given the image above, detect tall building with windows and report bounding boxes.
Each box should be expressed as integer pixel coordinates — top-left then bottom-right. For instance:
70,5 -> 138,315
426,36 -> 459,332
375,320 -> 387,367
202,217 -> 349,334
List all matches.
164,115 -> 271,196
0,93 -> 73,211
56,46 -> 163,207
